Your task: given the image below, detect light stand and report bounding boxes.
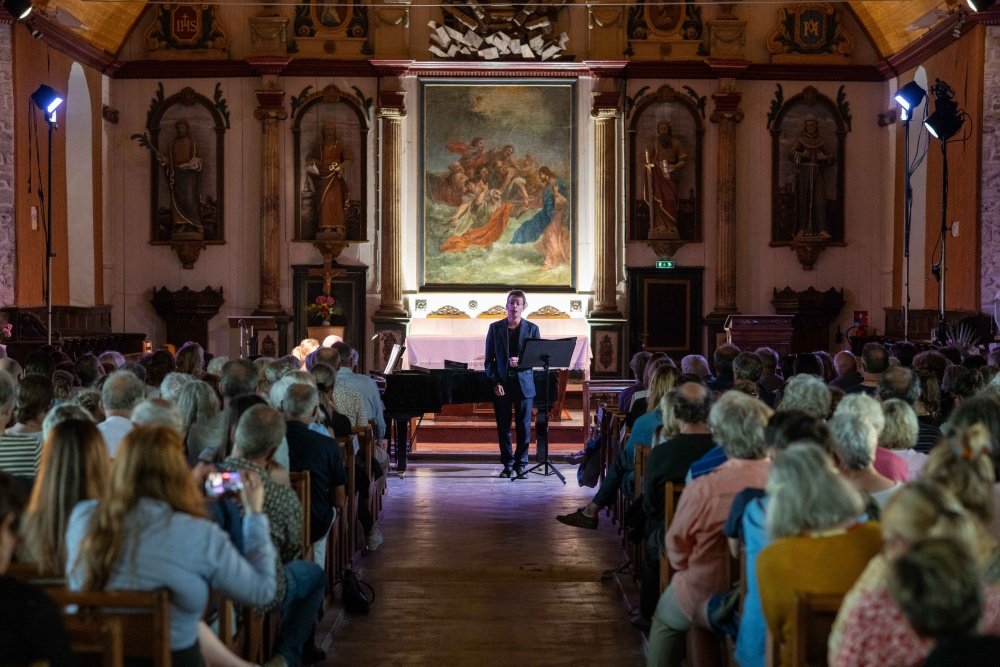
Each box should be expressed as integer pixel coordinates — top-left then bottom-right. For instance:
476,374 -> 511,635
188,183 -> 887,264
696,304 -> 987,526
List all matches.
30,85 -> 63,347
894,80 -> 926,341
923,79 -> 965,345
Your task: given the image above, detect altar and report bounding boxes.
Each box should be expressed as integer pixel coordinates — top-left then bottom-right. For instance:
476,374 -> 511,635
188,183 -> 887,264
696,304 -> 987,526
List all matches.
404,317 -> 591,375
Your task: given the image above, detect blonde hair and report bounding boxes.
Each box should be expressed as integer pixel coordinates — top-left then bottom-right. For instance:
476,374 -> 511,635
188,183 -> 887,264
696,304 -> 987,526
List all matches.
922,424 -> 995,524
73,426 -> 206,590
21,420 -> 109,575
646,365 -> 680,414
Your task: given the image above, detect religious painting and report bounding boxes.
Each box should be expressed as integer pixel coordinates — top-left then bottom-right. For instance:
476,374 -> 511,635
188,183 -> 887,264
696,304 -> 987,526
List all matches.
627,84 -> 704,247
292,85 -> 370,242
420,79 -> 576,291
768,84 -> 850,244
132,84 -> 229,258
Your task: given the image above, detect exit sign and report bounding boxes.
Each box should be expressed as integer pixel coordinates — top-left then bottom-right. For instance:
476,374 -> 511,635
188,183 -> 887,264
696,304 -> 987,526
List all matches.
655,259 -> 675,269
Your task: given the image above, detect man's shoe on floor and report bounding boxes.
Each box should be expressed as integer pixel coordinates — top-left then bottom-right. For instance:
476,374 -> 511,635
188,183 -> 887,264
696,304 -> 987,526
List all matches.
366,527 -> 384,552
500,465 -> 513,478
512,465 -> 525,478
556,508 -> 598,529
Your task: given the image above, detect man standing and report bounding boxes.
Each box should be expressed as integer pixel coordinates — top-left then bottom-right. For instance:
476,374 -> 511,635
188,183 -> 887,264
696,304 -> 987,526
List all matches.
485,290 -> 540,478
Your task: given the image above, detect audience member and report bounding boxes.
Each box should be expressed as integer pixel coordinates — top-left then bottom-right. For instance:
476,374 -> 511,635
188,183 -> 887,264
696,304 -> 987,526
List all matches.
97,370 -> 145,458
144,349 -> 176,396
131,398 -> 185,435
66,426 -> 277,665
922,425 -> 995,533
0,374 -> 52,477
680,354 -> 713,384
836,393 -> 908,483
75,353 -> 103,388
621,351 -> 654,412
846,342 -> 890,395
892,341 -> 918,368
880,399 -> 926,479
176,380 -> 221,459
175,341 -> 206,377
776,373 -> 831,421
310,363 -> 352,438
160,371 -> 193,403
912,350 -> 949,385
708,343 -> 739,392
331,341 -> 386,440
829,351 -> 862,391
754,347 -> 783,393
0,359 -> 23,384
829,413 -> 900,512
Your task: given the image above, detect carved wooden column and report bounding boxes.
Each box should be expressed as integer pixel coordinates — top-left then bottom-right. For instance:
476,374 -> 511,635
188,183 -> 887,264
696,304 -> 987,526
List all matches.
705,61 -> 748,355
250,57 -> 292,352
372,89 -> 408,370
590,92 -> 623,319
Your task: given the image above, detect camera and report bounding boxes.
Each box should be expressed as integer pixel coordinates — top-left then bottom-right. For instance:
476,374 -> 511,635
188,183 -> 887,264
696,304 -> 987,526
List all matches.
204,471 -> 243,499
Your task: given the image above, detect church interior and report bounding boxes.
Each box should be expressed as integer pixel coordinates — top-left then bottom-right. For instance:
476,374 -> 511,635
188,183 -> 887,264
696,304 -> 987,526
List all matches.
3,0 -> 1000,665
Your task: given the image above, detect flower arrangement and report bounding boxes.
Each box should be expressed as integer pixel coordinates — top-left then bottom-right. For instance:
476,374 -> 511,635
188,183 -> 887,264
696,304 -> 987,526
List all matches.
306,295 -> 343,323
0,323 -> 11,342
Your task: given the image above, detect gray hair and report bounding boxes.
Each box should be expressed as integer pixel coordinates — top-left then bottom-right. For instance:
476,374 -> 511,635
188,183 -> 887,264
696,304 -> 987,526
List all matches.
878,365 -> 920,405
206,355 -> 229,377
130,398 -> 184,434
680,355 -> 712,379
834,392 -> 886,436
41,402 -> 95,440
101,370 -> 146,411
268,371 -> 316,409
280,382 -> 319,420
777,374 -> 832,420
0,368 -> 14,411
221,359 -> 259,398
159,372 -> 193,403
98,351 -> 126,369
708,391 -> 772,460
175,380 -> 220,432
766,444 -> 864,538
880,399 -> 918,451
234,404 -> 286,460
829,413 -> 878,471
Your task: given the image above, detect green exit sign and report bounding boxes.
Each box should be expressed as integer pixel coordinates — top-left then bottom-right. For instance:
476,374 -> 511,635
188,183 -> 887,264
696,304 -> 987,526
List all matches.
655,259 -> 676,269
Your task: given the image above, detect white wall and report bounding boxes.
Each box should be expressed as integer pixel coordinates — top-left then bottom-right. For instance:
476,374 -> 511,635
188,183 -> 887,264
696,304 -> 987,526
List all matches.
66,62 -> 95,306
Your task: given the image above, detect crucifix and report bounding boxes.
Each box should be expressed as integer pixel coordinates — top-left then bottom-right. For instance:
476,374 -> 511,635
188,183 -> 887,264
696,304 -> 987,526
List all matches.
308,254 -> 346,297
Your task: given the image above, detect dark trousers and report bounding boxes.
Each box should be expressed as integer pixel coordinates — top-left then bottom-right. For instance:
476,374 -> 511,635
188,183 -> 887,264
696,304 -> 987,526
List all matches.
493,385 -> 533,466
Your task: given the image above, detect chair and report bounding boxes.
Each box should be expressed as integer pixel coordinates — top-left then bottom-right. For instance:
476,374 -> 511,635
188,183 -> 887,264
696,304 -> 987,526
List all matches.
789,591 -> 844,666
289,470 -> 313,560
47,588 -> 171,667
659,481 -> 685,593
62,615 -> 124,667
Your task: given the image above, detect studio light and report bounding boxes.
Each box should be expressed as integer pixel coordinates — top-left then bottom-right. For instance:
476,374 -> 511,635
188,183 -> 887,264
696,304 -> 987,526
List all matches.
923,80 -> 964,141
967,0 -> 997,12
2,0 -> 32,20
894,81 -> 926,112
30,84 -> 63,124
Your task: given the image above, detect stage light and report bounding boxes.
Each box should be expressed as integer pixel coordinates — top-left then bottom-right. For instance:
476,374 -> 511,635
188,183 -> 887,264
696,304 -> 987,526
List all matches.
967,0 -> 997,12
31,84 -> 63,123
894,81 -> 926,112
2,0 -> 32,20
923,80 -> 964,141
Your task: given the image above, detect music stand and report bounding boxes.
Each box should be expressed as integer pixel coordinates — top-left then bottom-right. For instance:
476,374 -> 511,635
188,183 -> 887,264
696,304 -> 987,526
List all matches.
227,316 -> 276,358
512,337 -> 576,484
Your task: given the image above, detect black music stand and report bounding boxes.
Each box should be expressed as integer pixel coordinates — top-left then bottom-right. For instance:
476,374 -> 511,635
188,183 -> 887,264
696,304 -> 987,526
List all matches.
512,337 -> 575,484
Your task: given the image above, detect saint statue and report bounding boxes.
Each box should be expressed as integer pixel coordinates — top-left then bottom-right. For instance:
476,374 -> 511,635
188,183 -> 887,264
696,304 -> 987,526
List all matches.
644,120 -> 688,240
305,121 -> 352,238
164,119 -> 203,234
789,115 -> 834,238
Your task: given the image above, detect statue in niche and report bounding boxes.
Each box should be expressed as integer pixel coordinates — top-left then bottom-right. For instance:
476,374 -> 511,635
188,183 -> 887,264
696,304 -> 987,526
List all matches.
644,120 -> 688,239
164,119 -> 204,235
305,120 -> 352,238
789,115 -> 834,238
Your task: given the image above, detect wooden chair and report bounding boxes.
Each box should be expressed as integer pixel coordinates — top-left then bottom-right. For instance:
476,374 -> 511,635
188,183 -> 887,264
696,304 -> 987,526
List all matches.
289,470 -> 313,560
63,615 -> 124,667
789,591 -> 844,666
659,481 -> 685,593
633,444 -> 652,501
47,588 -> 171,667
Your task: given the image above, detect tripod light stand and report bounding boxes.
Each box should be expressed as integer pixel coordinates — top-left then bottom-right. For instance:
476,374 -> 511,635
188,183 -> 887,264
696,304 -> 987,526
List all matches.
31,84 -> 63,346
894,81 -> 927,341
923,79 -> 965,345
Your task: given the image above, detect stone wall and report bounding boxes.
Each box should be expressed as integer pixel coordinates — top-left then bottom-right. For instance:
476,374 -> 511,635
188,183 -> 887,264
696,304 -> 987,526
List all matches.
982,26 -> 1000,314
0,25 -> 14,306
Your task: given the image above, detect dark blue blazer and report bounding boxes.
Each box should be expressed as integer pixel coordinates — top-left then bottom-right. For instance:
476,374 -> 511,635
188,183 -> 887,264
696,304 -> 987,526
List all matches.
484,318 -> 540,398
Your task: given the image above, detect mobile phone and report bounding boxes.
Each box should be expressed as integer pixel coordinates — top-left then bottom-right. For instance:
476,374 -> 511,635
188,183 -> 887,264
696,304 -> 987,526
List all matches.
204,471 -> 243,498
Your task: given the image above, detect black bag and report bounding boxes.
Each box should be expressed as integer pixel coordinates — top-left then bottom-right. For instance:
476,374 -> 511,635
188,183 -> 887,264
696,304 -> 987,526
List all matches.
577,427 -> 602,488
341,569 -> 375,615
624,496 -> 647,545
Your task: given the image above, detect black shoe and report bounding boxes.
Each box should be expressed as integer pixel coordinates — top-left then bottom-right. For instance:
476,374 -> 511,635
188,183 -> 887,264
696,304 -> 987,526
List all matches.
556,508 -> 598,529
512,465 -> 525,478
500,465 -> 513,478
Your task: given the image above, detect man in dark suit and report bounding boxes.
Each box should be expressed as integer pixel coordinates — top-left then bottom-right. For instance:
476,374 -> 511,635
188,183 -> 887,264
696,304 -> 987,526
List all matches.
485,289 -> 540,477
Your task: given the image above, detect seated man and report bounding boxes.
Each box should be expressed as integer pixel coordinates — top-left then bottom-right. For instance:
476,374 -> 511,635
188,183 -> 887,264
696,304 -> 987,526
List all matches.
97,370 -> 146,458
221,404 -> 325,667
331,341 -> 385,441
279,382 -> 347,570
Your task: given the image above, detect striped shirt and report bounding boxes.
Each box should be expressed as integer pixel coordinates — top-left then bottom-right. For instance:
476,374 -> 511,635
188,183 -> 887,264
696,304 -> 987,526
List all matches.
0,431 -> 43,476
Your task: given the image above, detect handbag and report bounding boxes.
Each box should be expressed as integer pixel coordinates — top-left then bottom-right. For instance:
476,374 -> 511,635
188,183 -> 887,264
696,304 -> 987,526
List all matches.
576,427 -> 602,488
341,569 -> 375,615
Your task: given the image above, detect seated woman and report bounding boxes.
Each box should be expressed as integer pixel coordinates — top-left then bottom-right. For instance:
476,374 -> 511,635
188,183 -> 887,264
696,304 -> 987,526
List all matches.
880,399 -> 926,480
647,391 -> 773,667
829,413 -> 900,513
0,375 -> 54,477
830,478 -> 1000,666
557,364 -> 680,530
757,444 -> 882,667
923,422 -> 996,535
0,471 -> 73,664
66,425 -> 277,666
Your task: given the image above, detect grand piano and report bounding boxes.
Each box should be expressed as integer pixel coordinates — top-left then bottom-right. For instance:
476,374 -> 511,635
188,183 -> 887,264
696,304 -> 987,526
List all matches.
380,364 -> 559,474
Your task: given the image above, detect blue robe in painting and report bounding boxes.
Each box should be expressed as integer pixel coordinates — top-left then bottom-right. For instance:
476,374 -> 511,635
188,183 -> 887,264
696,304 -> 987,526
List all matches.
510,180 -> 569,245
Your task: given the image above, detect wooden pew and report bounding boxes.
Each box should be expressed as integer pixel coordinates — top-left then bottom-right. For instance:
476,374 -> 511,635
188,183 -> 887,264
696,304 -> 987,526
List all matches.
789,591 -> 843,666
659,481 -> 685,593
289,470 -> 313,560
47,588 -> 171,667
63,616 -> 124,667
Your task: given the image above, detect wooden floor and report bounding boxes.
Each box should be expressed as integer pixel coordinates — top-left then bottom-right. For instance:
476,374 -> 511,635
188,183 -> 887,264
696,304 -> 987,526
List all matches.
317,463 -> 646,665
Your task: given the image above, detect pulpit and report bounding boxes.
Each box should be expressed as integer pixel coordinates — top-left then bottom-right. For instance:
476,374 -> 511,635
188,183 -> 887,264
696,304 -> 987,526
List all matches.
725,315 -> 794,356
151,286 -> 225,349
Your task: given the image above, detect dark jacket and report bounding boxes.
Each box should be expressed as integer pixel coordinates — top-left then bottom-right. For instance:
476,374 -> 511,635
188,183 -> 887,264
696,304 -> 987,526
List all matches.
484,317 -> 540,398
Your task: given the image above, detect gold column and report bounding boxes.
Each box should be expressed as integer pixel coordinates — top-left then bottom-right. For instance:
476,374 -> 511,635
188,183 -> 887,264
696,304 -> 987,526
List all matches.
374,91 -> 407,318
709,68 -> 745,315
590,92 -> 623,319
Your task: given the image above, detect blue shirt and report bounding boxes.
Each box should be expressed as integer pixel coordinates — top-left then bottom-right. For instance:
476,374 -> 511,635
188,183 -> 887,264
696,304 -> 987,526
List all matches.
66,498 -> 277,651
687,445 -> 728,481
626,411 -> 661,459
733,495 -> 770,667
